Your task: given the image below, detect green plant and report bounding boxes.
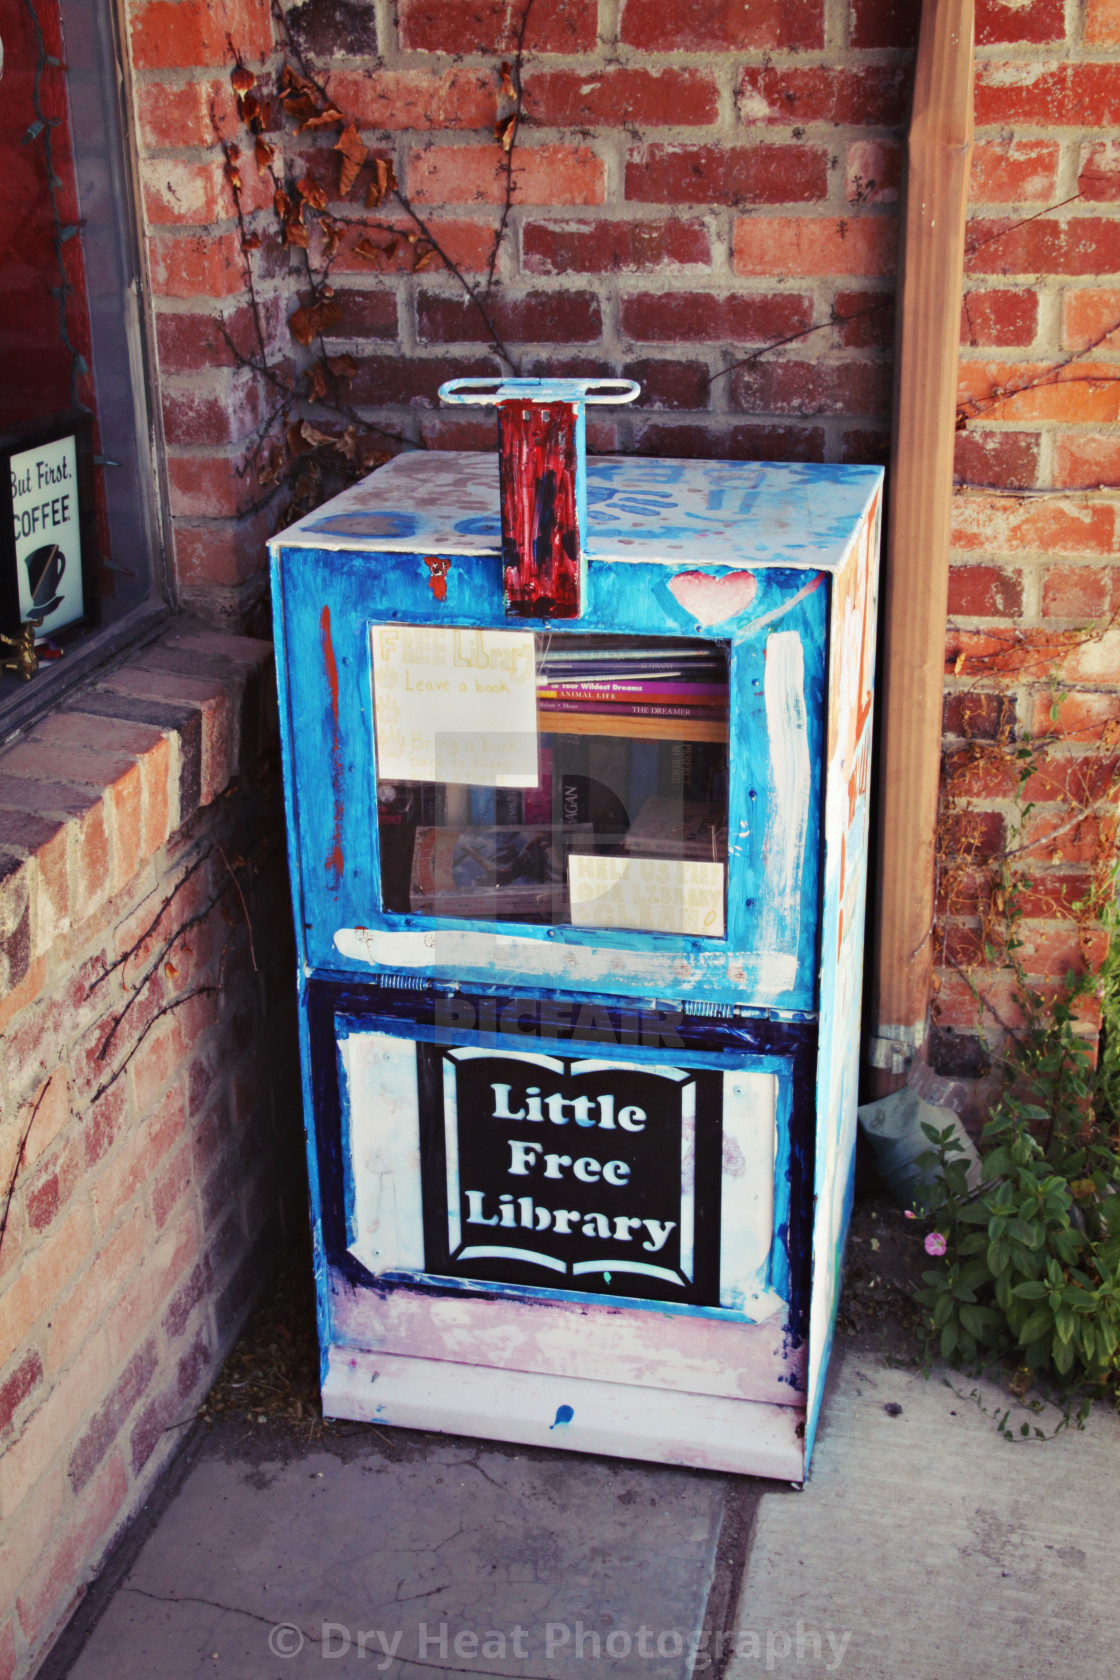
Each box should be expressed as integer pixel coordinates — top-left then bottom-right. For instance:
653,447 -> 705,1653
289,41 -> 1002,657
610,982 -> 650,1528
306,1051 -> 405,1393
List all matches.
914,897 -> 1120,1398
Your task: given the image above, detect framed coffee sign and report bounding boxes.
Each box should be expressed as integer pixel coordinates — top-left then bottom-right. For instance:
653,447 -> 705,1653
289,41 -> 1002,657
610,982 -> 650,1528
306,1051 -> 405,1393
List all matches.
0,410 -> 98,644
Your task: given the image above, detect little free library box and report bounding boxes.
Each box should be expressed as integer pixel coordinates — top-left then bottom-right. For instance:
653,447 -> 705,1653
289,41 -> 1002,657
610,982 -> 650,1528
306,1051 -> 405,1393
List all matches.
270,379 -> 882,1481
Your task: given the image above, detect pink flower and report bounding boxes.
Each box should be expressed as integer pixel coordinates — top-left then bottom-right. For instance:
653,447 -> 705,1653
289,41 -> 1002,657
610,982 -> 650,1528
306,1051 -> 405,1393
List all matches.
904,1210 -> 916,1219
924,1232 -> 948,1257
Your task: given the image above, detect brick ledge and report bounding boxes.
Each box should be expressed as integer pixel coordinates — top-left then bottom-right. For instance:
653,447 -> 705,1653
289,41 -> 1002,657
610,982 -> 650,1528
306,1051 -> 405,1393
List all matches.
0,623 -> 276,1034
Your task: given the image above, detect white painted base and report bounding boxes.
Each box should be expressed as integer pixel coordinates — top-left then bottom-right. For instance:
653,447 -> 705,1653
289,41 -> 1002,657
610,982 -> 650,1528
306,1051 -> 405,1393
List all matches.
323,1344 -> 806,1481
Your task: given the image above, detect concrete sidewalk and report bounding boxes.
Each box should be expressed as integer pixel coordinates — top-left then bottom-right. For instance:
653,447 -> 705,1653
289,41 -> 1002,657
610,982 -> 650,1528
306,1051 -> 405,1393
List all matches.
40,1341 -> 1120,1680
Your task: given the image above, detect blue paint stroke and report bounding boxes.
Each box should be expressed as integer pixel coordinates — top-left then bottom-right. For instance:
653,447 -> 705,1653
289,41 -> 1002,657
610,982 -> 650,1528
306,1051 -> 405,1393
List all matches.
306,511 -> 418,538
550,1404 -> 575,1430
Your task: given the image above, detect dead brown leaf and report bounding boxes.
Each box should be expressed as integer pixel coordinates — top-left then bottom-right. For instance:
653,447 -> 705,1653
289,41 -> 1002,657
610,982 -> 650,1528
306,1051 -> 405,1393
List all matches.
231,64 -> 256,95
328,353 -> 358,382
298,176 -> 328,211
257,440 -> 286,487
353,235 -> 389,265
335,125 -> 367,196
305,362 -> 329,401
255,136 -> 276,173
281,91 -> 318,125
365,157 -> 397,209
284,218 -> 309,248
495,114 -> 516,152
335,425 -> 362,462
302,104 -> 345,132
290,296 -> 342,343
289,306 -> 315,346
279,64 -> 319,99
413,245 -> 439,272
320,218 -> 341,260
241,231 -> 262,252
287,419 -> 336,457
274,188 -> 292,220
499,61 -> 516,99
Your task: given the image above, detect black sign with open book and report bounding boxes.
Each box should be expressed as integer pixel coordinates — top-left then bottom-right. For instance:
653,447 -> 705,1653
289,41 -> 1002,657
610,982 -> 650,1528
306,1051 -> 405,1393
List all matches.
417,1043 -> 723,1304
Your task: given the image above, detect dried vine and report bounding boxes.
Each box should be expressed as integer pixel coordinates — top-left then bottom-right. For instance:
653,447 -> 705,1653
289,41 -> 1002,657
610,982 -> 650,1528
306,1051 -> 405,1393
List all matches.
85,840 -> 258,1105
708,297 -> 893,386
0,1078 -> 52,1266
935,612 -> 1120,1062
215,0 -> 537,531
88,986 -> 221,1107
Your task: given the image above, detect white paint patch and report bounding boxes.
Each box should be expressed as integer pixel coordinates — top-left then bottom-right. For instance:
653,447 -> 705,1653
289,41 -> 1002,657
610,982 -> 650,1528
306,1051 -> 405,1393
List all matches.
274,452 -> 882,577
333,925 -> 802,1005
323,1344 -> 806,1480
331,1266 -> 806,1403
679,1080 -> 696,1284
982,61 -> 1043,88
719,1072 -> 778,1312
338,1028 -> 424,1276
758,630 -> 810,987
738,89 -> 772,121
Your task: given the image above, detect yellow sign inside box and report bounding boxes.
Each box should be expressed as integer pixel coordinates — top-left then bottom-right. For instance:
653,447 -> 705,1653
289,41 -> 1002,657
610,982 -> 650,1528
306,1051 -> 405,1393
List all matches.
371,624 -> 538,787
568,855 -> 725,939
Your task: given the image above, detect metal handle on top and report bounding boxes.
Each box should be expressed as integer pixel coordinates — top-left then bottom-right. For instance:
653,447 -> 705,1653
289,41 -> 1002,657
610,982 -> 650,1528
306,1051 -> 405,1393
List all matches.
439,377 -> 641,408
437,377 -> 642,621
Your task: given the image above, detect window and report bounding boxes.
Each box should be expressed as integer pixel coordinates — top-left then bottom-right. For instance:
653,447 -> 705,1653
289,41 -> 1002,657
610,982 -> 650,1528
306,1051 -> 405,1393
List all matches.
0,0 -> 167,735
377,633 -> 730,937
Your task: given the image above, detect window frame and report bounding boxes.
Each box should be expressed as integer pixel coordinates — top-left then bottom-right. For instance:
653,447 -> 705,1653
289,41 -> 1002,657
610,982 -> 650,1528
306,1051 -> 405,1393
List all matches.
0,0 -> 172,746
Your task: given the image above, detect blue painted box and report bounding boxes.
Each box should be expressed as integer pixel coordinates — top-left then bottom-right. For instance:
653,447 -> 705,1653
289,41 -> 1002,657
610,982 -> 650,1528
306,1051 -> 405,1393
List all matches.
270,444 -> 881,1481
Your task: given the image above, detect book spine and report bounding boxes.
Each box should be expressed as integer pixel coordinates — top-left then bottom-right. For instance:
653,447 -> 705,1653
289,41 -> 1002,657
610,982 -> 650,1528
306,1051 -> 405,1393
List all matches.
469,788 -> 497,825
629,741 -> 660,824
541,712 -> 728,743
522,746 -> 553,824
539,697 -> 727,722
495,788 -> 524,825
537,649 -> 723,668
538,682 -> 727,703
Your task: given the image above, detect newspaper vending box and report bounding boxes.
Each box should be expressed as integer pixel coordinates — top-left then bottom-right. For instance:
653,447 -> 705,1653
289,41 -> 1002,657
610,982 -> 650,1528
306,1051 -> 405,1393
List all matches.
270,378 -> 882,1480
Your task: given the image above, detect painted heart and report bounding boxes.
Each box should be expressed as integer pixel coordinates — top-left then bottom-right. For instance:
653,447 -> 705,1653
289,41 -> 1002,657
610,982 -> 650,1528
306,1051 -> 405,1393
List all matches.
667,569 -> 758,627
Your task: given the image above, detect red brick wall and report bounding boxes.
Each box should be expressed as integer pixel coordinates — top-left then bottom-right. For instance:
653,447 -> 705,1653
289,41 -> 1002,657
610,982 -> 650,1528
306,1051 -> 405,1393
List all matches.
126,0 -> 912,623
938,4 -> 1120,1079
124,0 -> 1120,1078
0,628 -> 301,1680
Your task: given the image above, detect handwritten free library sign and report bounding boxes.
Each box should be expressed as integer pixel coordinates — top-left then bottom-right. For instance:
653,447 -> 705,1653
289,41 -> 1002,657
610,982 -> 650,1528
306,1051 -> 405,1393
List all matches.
371,624 -> 538,787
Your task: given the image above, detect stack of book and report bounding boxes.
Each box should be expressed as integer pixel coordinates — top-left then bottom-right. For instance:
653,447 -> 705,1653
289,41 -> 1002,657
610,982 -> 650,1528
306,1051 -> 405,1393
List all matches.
536,638 -> 729,744
409,824 -> 591,922
624,796 -> 727,862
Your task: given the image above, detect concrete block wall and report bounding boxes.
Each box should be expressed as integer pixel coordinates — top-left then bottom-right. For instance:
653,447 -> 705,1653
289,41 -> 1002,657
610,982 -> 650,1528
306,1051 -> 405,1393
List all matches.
0,628 -> 302,1680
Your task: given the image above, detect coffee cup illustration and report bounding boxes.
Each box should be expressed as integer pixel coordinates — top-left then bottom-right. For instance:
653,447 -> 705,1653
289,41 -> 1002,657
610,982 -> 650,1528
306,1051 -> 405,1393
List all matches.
24,543 -> 66,619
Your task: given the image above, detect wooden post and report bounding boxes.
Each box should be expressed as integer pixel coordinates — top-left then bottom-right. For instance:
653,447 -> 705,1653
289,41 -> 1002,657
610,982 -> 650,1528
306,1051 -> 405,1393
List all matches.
868,0 -> 975,1087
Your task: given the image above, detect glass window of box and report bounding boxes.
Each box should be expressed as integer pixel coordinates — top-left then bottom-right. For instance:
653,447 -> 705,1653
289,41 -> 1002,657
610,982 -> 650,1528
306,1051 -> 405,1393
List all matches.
375,633 -> 730,938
